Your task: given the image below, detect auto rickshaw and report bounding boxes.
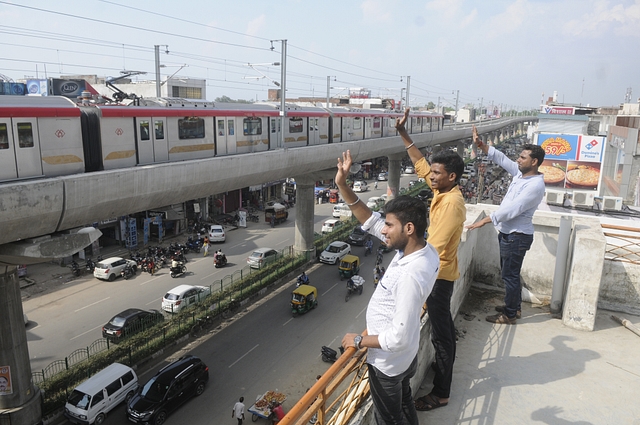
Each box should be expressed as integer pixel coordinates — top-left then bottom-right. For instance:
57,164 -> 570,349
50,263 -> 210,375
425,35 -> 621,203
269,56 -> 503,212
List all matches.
291,285 -> 318,317
329,189 -> 340,204
338,254 -> 360,280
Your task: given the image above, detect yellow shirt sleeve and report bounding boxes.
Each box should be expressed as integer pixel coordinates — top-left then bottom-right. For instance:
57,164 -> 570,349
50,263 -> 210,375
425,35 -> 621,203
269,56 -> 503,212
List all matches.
414,157 -> 433,190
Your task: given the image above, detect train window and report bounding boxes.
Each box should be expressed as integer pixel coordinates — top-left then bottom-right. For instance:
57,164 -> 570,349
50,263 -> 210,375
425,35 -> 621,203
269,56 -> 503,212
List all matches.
289,118 -> 303,133
140,121 -> 150,141
154,120 -> 164,139
217,119 -> 225,136
178,117 -> 205,139
0,124 -> 8,149
17,123 -> 34,148
228,120 -> 234,136
243,118 -> 262,136
373,117 -> 381,129
353,118 -> 362,130
270,118 -> 277,133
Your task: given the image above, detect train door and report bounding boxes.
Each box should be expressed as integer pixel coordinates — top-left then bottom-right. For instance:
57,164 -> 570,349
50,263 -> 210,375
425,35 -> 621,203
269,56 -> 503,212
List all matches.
136,118 -> 153,164
152,118 -> 168,162
270,117 -> 281,150
308,118 -> 317,145
12,119 -> 43,178
0,119 -> 18,180
216,118 -> 237,155
364,117 -> 372,139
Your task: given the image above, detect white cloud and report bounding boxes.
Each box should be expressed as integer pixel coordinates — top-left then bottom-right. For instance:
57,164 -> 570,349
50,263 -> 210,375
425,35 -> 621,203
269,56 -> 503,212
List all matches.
361,0 -> 394,23
564,0 -> 640,37
484,0 -> 531,39
245,14 -> 266,37
426,0 -> 463,21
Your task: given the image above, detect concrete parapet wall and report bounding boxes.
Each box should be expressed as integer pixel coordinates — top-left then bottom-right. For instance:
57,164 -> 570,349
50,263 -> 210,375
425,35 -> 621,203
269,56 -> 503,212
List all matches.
599,260 -> 640,315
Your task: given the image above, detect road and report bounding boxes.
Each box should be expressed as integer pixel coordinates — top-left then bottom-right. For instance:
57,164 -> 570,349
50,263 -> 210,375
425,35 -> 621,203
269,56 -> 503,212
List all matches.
22,174 -> 419,423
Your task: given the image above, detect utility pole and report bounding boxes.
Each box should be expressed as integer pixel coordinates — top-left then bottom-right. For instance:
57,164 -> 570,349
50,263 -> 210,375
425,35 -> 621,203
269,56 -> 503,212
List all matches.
454,90 -> 459,122
154,45 -> 161,97
479,97 -> 483,120
405,76 -> 411,109
279,40 -> 287,149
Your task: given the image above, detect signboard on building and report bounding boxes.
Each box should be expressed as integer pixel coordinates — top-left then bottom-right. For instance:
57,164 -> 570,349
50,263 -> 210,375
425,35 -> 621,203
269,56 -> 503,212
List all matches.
541,106 -> 575,115
26,79 -> 48,96
50,78 -> 86,98
535,133 -> 604,191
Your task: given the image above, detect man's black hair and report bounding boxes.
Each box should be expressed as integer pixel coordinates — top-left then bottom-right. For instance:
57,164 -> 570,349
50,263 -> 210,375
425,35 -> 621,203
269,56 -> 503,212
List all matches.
383,195 -> 428,237
431,150 -> 465,183
522,144 -> 545,167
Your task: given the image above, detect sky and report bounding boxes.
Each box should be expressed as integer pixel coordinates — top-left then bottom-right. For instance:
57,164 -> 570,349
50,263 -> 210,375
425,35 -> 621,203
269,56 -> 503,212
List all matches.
1,0 -> 639,111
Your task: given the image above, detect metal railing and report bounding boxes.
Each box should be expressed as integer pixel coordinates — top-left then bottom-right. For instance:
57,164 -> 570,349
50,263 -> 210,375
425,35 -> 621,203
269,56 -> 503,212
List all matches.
601,223 -> 640,264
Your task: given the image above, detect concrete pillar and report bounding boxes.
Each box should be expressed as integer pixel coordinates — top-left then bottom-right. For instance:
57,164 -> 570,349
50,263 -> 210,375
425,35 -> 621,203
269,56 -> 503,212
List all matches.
455,141 -> 465,159
0,265 -> 42,424
387,153 -> 404,201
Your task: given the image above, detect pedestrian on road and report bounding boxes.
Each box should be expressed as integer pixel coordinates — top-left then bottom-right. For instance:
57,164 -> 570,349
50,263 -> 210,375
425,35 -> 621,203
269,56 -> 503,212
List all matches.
203,236 -> 210,257
374,181 -> 378,190
395,107 -> 466,412
336,150 -> 440,425
270,214 -> 275,228
466,125 -> 546,324
232,396 -> 245,425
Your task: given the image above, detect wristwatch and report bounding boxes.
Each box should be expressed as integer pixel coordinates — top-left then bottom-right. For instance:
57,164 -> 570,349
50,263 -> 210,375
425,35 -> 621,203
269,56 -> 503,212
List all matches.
354,335 -> 363,350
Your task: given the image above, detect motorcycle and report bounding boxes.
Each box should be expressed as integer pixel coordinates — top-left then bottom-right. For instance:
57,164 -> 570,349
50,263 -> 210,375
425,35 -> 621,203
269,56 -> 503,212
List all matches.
364,243 -> 372,257
345,275 -> 364,302
70,260 -> 82,277
213,253 -> 228,268
321,345 -> 345,363
121,263 -> 136,280
170,261 -> 187,278
296,273 -> 310,287
248,212 -> 260,223
185,237 -> 201,253
85,257 -> 99,274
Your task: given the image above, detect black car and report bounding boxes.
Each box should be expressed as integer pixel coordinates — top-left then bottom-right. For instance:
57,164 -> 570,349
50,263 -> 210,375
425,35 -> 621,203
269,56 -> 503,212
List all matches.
417,188 -> 433,202
347,226 -> 368,246
102,308 -> 164,341
127,355 -> 209,425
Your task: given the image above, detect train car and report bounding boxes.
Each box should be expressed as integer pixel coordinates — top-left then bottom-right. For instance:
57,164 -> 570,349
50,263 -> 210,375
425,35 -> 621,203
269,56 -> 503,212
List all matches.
0,96 -> 85,181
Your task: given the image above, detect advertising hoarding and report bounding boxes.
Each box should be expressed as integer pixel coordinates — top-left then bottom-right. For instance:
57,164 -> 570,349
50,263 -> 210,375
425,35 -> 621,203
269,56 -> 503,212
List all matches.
536,133 -> 604,191
50,78 -> 86,98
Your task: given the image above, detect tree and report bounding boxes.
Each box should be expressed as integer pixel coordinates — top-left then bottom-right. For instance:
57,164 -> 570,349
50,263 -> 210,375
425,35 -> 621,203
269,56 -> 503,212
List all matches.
427,101 -> 436,110
214,96 -> 253,104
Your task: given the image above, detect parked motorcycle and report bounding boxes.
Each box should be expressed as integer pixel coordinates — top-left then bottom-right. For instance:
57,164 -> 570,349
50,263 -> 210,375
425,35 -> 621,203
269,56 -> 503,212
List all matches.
248,212 -> 260,223
213,253 -> 227,268
185,237 -> 201,253
121,263 -> 136,280
70,260 -> 82,277
170,260 -> 187,278
85,257 -> 99,274
321,345 -> 345,363
345,275 -> 364,302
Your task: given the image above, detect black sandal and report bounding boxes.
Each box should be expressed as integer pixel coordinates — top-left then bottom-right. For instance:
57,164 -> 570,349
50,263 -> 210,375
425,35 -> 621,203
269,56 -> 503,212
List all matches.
415,393 -> 448,411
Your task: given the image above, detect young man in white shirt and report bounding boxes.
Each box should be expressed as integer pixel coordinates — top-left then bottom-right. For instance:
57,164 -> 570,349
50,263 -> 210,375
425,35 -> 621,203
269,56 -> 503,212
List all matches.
337,150 -> 440,425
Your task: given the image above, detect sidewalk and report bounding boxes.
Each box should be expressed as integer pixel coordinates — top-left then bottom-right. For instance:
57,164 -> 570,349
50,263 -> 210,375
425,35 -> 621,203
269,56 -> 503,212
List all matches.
415,285 -> 640,425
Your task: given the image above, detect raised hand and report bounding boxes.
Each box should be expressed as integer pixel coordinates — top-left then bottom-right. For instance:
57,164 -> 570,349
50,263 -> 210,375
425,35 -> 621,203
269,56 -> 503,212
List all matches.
335,150 -> 353,187
395,107 -> 410,131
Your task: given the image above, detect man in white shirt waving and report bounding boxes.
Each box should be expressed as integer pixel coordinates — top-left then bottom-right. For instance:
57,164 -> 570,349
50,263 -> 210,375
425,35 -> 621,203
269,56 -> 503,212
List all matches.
337,150 -> 440,425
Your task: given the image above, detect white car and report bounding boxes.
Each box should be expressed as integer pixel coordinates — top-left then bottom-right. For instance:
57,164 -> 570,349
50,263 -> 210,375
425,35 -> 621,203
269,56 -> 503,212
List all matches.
319,241 -> 351,265
321,218 -> 343,234
208,224 -> 226,242
353,181 -> 368,192
377,172 -> 388,181
246,247 -> 278,269
332,203 -> 345,218
404,166 -> 415,174
162,285 -> 212,313
366,196 -> 384,209
93,257 -> 138,281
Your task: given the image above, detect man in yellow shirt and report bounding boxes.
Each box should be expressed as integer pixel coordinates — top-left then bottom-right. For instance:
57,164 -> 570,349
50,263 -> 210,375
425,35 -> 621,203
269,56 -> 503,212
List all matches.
395,108 -> 466,412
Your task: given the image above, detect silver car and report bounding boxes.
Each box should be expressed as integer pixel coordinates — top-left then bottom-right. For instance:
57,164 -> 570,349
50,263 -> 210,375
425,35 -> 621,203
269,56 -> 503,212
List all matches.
319,241 -> 351,265
94,257 -> 138,282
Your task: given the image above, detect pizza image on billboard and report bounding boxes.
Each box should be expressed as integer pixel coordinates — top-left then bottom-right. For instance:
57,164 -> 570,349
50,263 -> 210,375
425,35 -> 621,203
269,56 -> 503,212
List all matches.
565,162 -> 600,188
539,160 -> 567,186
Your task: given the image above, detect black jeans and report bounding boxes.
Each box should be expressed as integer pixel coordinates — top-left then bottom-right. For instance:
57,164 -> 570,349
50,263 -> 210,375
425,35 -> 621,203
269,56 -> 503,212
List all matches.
367,356 -> 419,425
499,232 -> 534,318
427,279 -> 456,399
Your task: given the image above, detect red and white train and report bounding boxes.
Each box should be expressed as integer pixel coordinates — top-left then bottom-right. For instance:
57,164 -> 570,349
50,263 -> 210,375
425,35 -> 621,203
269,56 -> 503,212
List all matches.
0,96 -> 444,182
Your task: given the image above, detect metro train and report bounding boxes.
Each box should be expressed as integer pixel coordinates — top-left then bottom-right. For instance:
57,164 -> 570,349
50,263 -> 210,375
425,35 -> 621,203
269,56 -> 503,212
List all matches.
0,96 -> 444,182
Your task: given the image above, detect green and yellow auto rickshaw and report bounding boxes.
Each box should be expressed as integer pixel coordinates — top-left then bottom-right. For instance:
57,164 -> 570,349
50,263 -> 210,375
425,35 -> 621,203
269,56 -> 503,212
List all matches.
291,285 -> 318,317
338,254 -> 360,280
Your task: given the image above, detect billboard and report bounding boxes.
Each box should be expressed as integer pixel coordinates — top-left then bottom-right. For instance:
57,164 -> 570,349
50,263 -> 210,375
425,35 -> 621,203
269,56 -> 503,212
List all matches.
0,82 -> 27,96
26,79 -> 49,96
540,106 -> 575,115
50,78 -> 86,98
536,133 -> 604,191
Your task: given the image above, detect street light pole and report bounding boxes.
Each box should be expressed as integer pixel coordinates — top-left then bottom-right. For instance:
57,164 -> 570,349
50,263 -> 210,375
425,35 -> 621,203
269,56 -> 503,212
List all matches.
155,45 -> 161,97
279,39 -> 287,149
405,76 -> 411,109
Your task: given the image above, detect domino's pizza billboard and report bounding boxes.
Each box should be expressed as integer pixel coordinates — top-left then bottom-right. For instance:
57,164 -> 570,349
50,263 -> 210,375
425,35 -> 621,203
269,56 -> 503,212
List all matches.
534,133 -> 604,191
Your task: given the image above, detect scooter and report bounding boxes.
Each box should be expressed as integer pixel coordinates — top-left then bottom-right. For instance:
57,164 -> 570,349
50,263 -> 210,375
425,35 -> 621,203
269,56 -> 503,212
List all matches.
213,253 -> 228,268
296,273 -> 310,287
70,260 -> 82,277
321,345 -> 345,363
121,263 -> 136,280
170,261 -> 187,278
85,257 -> 98,274
345,275 -> 364,302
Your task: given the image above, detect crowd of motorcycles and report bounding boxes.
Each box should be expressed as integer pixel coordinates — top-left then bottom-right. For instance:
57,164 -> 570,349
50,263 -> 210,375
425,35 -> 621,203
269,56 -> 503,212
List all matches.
69,235 -> 228,280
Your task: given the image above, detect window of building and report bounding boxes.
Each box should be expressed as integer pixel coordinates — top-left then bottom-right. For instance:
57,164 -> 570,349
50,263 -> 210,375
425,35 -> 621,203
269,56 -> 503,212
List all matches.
289,117 -> 303,133
17,123 -> 34,148
178,117 -> 205,139
0,123 -> 8,149
353,118 -> 362,130
172,86 -> 202,99
243,118 -> 262,136
139,120 -> 150,141
154,120 -> 164,139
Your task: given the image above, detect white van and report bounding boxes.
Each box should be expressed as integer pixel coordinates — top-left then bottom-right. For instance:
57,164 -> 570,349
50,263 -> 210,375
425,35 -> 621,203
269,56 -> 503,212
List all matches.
65,363 -> 138,425
353,181 -> 368,192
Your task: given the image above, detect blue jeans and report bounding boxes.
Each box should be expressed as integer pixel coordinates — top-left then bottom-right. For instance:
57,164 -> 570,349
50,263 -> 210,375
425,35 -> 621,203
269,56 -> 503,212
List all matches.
498,232 -> 533,319
367,357 -> 418,425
